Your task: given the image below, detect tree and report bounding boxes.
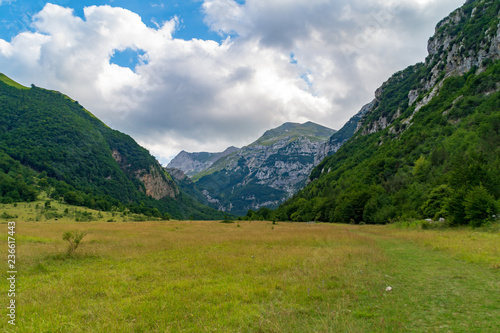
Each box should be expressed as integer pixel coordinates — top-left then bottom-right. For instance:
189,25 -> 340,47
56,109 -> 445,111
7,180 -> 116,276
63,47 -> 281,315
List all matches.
420,184 -> 452,219
64,191 -> 84,206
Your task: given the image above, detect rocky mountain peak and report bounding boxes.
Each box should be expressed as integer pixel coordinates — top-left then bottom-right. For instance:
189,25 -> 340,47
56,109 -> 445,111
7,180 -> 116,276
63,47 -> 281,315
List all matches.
167,146 -> 239,177
170,121 -> 335,215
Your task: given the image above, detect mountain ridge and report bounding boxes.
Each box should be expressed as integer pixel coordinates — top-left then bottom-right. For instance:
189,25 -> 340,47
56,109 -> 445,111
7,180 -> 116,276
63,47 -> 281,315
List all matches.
167,146 -> 239,177
183,121 -> 336,215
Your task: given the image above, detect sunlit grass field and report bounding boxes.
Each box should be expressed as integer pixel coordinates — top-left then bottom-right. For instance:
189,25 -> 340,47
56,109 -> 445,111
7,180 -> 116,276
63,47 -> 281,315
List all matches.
0,196 -> 158,223
0,217 -> 499,332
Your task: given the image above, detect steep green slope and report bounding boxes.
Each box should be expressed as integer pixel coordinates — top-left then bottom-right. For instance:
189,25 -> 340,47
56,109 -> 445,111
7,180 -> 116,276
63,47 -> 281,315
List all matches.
0,151 -> 38,203
273,0 -> 500,226
0,73 -> 28,90
0,76 -> 226,220
0,81 -> 169,201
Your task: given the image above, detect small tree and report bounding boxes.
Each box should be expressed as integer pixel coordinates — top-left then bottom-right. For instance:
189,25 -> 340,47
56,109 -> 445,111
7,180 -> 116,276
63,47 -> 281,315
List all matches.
62,231 -> 87,257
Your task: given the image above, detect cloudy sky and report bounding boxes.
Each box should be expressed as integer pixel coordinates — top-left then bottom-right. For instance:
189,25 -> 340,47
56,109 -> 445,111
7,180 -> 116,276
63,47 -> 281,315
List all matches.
0,0 -> 465,165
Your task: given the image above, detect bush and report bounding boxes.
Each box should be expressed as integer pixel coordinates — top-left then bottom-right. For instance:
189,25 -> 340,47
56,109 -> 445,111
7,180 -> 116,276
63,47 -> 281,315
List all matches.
62,231 -> 87,257
464,186 -> 499,227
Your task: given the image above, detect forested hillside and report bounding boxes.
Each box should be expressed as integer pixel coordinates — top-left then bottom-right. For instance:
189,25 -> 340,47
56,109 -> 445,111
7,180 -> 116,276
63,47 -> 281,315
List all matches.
272,0 -> 500,227
0,74 -> 226,220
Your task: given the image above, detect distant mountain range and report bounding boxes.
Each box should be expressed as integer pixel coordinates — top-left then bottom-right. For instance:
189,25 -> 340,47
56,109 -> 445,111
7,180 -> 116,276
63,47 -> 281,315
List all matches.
168,147 -> 239,177
168,121 -> 336,215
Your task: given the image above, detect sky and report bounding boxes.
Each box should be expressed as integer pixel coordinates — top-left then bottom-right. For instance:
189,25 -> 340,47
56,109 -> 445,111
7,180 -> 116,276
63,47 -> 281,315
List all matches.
0,0 -> 465,165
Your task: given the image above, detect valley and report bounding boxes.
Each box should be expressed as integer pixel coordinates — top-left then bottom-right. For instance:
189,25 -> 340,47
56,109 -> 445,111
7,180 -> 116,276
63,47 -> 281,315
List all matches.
0,0 -> 500,331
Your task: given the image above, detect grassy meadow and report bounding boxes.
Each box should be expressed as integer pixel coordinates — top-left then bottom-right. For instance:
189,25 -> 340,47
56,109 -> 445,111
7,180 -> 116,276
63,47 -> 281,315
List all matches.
0,216 -> 499,332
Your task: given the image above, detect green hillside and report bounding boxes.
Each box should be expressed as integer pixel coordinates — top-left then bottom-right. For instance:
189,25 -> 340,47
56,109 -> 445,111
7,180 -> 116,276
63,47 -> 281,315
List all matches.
271,0 -> 500,227
0,75 -> 226,220
0,73 -> 28,90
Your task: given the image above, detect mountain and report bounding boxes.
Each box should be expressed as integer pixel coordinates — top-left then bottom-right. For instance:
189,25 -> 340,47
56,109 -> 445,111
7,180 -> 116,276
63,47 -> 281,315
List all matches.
0,74 -> 226,220
167,146 -> 239,177
314,102 -> 374,165
187,121 -> 335,215
271,0 -> 500,226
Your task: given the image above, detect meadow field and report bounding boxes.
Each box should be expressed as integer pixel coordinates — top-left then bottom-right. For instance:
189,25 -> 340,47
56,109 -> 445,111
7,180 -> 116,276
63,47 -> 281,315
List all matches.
0,216 -> 499,332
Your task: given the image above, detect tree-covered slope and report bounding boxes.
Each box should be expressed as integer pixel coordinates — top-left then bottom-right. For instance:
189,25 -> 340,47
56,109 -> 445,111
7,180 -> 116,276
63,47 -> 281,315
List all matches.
0,75 -> 226,219
0,80 -> 173,200
273,0 -> 500,226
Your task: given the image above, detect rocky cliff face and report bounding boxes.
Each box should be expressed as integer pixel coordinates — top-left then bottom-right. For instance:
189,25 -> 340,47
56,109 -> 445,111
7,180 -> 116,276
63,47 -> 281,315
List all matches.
135,166 -> 178,200
112,149 -> 178,200
229,135 -> 327,195
167,147 -> 239,177
193,122 -> 335,215
357,0 -> 500,138
310,0 -> 500,182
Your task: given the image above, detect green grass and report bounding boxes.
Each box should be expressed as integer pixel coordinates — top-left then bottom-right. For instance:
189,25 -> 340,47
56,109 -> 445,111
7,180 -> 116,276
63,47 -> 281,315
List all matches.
0,73 -> 28,90
0,221 -> 498,332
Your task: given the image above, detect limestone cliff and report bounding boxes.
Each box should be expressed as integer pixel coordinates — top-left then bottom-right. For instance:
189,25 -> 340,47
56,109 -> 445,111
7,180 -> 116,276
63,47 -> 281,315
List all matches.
358,0 -> 500,138
112,149 -> 178,200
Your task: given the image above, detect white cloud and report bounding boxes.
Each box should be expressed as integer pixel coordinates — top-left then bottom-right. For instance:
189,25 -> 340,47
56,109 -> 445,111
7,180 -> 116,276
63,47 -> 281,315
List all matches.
0,1 -> 464,164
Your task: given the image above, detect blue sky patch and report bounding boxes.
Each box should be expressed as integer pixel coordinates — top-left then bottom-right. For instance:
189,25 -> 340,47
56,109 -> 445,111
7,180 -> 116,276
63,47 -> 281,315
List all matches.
110,48 -> 147,71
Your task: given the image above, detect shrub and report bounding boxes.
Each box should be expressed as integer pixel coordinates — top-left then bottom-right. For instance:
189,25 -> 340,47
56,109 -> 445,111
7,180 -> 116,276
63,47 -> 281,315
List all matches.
62,231 -> 87,257
464,186 -> 499,227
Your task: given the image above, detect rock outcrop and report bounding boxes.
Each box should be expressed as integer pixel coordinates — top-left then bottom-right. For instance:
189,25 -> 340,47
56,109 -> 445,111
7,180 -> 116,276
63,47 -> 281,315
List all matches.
112,149 -> 178,200
315,101 -> 374,165
135,167 -> 178,200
